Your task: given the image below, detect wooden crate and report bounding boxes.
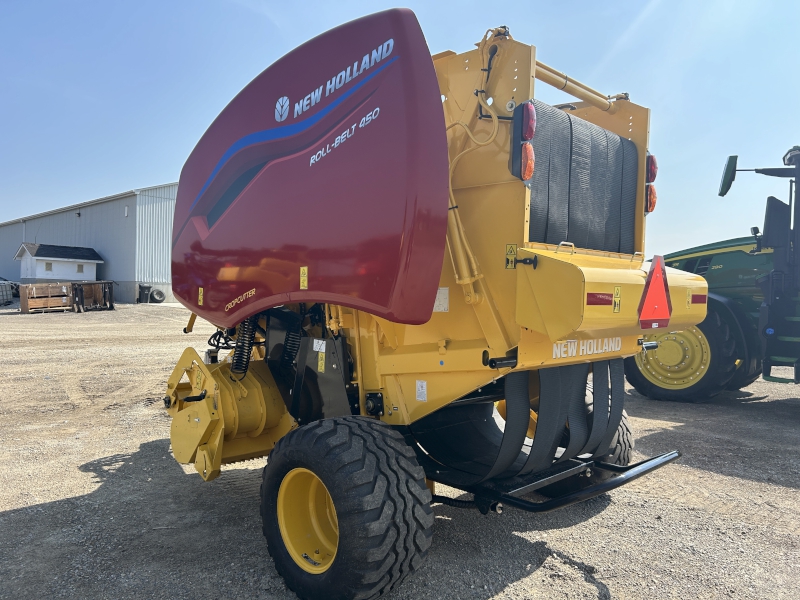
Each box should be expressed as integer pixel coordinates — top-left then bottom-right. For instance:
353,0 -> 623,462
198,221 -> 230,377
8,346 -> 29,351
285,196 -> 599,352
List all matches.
20,283 -> 73,313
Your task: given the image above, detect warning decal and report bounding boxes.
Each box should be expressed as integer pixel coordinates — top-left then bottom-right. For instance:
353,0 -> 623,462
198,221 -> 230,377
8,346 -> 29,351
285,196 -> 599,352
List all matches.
613,286 -> 621,313
505,244 -> 518,269
300,266 -> 308,290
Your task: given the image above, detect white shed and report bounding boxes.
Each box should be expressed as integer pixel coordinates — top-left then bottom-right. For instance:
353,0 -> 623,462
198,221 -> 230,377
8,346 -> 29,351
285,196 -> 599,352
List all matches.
14,243 -> 104,282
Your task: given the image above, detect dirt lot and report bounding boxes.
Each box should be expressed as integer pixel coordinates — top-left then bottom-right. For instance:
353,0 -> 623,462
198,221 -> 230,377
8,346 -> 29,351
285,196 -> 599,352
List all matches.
0,303 -> 798,599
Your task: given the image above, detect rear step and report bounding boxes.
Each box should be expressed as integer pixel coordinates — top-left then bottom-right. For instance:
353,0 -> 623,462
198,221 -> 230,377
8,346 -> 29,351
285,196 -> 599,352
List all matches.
420,450 -> 681,514
763,357 -> 800,383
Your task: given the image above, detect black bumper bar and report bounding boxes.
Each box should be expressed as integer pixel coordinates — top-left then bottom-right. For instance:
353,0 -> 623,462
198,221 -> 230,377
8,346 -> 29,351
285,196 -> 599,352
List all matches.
434,450 -> 681,514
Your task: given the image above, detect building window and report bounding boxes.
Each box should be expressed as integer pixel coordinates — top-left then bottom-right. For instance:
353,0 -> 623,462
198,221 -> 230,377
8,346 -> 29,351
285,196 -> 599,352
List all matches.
45,262 -> 52,272
77,264 -> 84,274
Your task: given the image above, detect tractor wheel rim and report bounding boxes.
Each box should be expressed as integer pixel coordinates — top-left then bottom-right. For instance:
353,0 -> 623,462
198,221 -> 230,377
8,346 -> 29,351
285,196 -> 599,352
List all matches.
277,467 -> 339,574
635,327 -> 711,390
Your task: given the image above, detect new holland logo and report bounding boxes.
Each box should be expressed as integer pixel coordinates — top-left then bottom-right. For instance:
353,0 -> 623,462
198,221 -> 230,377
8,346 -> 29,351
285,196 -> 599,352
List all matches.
274,96 -> 290,122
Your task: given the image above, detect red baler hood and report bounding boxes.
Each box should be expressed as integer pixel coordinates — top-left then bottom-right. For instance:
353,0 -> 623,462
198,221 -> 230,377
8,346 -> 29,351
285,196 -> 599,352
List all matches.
172,9 -> 449,327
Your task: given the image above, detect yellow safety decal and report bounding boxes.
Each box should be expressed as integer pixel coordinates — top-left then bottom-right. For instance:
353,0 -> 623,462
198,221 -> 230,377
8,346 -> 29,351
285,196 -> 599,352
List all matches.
505,244 -> 517,269
686,288 -> 692,309
300,266 -> 308,290
317,349 -> 325,373
198,287 -> 204,306
613,286 -> 621,313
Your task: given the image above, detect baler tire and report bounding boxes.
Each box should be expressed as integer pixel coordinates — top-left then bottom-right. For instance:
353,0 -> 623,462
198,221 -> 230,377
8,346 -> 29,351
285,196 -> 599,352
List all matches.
624,307 -> 737,402
260,416 -> 433,600
600,411 -> 634,467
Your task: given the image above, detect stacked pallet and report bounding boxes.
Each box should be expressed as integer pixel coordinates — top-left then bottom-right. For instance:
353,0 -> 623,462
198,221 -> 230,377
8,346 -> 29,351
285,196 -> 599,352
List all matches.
20,283 -> 73,313
72,281 -> 114,312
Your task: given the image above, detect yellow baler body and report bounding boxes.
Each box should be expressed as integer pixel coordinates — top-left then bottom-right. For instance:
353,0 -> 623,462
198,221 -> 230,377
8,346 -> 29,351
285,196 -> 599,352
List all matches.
166,28 -> 707,471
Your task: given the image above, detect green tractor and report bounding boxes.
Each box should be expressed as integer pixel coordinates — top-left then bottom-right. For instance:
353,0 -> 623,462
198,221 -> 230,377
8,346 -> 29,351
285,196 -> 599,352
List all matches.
626,147 -> 800,401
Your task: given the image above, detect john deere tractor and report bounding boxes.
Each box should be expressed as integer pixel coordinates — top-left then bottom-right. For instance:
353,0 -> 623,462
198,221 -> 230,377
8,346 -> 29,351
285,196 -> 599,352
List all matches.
626,147 -> 800,401
163,10 -> 705,599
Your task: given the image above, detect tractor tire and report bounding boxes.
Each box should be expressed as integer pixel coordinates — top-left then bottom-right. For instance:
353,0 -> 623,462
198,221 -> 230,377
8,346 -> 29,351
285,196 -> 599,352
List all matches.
624,307 -> 737,402
260,416 -> 433,600
538,411 -> 633,497
726,359 -> 762,391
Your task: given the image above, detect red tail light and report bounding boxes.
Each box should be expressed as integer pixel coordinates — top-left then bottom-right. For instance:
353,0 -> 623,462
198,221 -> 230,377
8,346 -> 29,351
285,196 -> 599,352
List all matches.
646,153 -> 658,183
521,143 -> 535,180
522,102 -> 536,141
646,184 -> 657,213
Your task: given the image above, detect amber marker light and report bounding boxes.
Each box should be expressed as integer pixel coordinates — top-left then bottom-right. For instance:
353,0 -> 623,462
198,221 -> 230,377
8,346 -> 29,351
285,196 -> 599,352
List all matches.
646,184 -> 658,213
521,143 -> 535,180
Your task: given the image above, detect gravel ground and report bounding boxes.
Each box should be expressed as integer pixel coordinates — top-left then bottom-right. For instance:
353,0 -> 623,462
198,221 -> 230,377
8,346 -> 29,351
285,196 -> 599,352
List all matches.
0,303 -> 798,599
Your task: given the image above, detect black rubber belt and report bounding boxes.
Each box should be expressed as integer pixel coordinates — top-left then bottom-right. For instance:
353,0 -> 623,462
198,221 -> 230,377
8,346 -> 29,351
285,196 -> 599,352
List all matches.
619,139 -> 638,255
559,363 -> 593,462
587,126 -> 610,252
567,114 -> 591,250
479,371 -> 531,482
529,100 -> 553,244
580,361 -> 610,456
545,103 -> 571,246
517,363 -> 588,476
592,359 -> 625,458
605,134 -> 623,252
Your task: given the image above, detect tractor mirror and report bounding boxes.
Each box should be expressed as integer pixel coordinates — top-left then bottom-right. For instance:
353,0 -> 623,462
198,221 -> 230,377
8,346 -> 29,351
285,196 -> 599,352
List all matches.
719,155 -> 738,197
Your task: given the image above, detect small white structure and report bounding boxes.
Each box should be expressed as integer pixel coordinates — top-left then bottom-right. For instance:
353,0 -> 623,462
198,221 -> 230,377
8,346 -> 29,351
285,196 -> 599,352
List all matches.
14,243 -> 104,282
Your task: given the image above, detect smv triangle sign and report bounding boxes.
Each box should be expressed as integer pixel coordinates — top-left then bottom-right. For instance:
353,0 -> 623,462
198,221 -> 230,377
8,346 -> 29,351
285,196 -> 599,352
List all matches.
638,255 -> 672,329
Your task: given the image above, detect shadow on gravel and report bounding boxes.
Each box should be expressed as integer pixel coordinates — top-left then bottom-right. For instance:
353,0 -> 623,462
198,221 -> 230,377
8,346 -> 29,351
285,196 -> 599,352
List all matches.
0,438 -> 617,600
0,439 -> 287,600
425,496 -> 613,599
625,389 -> 800,490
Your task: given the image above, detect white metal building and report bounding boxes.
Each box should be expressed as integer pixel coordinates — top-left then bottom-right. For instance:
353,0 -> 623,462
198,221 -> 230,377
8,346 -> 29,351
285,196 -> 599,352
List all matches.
0,183 -> 178,303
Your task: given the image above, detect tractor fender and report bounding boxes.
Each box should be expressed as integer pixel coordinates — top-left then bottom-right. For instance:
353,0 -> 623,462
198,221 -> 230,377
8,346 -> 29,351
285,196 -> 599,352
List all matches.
707,293 -> 760,378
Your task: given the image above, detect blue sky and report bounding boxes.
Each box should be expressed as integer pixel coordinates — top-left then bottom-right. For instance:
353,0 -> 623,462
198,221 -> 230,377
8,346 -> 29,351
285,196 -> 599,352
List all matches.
1,1 -> 797,255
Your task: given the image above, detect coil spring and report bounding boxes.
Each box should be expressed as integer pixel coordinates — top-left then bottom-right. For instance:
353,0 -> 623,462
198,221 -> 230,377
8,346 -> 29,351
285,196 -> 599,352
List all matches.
279,323 -> 302,378
230,316 -> 257,379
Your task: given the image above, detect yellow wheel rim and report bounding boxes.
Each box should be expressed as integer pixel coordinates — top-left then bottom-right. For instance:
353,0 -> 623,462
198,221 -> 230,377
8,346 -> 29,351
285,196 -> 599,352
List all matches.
496,371 -> 540,439
635,327 -> 711,390
496,400 -> 538,438
277,468 -> 339,574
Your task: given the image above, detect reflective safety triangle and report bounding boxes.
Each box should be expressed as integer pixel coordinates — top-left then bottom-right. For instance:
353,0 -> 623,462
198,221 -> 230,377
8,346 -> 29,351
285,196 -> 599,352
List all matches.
638,255 -> 672,329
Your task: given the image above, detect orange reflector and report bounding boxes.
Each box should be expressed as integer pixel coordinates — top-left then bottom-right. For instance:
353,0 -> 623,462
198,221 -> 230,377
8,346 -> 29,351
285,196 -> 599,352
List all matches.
638,255 -> 672,329
646,184 -> 657,213
521,142 -> 535,180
